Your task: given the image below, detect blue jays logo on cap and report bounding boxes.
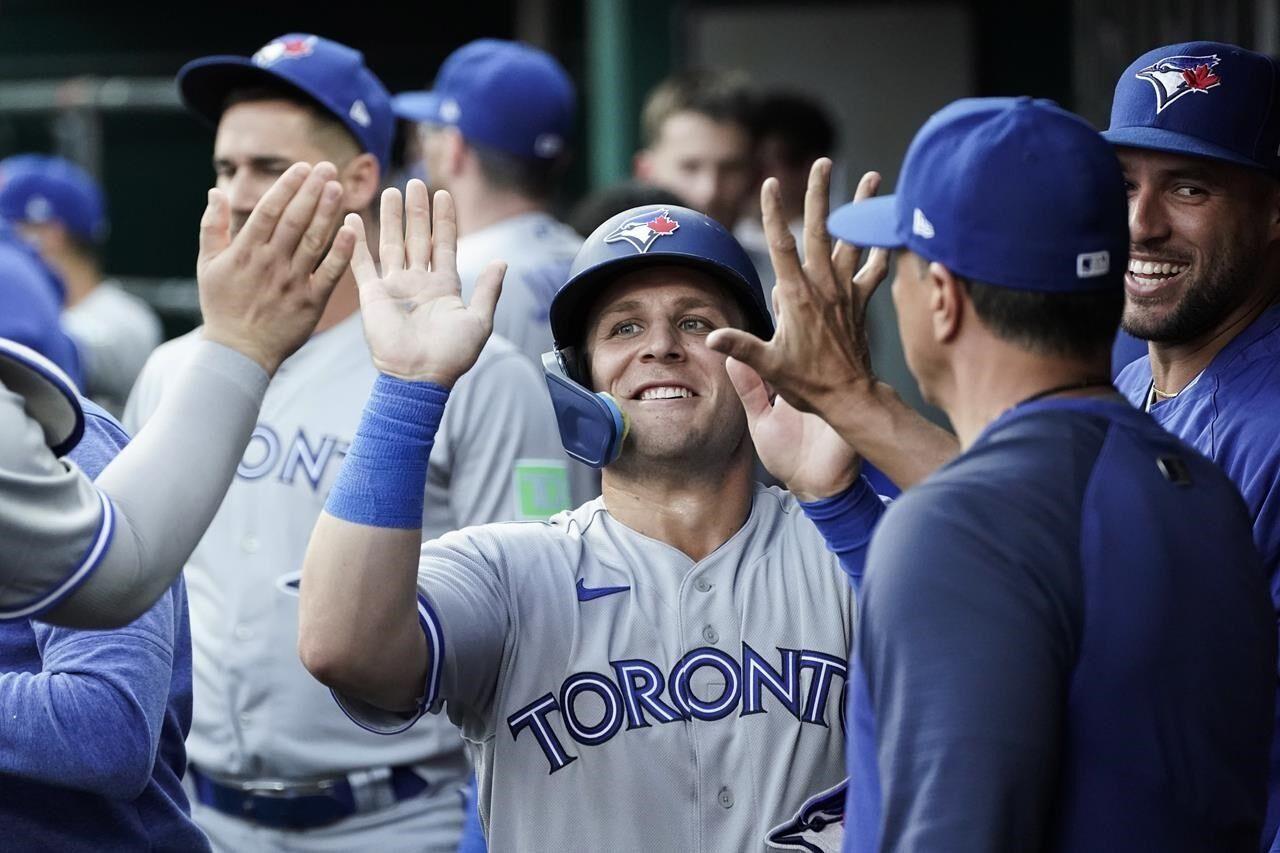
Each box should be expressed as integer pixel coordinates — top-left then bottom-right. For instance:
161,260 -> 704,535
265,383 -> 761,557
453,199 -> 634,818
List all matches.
1136,54 -> 1222,114
604,209 -> 681,253
252,35 -> 317,68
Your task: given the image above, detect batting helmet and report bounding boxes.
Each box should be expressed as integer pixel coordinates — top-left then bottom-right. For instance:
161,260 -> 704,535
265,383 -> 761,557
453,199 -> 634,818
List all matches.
542,204 -> 772,468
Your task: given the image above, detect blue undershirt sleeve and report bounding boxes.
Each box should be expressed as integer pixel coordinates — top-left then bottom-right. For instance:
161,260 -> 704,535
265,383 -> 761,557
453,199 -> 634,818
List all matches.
798,474 -> 887,588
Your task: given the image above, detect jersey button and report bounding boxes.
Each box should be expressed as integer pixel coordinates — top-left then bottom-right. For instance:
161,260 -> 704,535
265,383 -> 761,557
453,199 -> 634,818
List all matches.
694,579 -> 711,593
241,536 -> 260,554
718,787 -> 734,808
702,625 -> 719,644
234,624 -> 254,641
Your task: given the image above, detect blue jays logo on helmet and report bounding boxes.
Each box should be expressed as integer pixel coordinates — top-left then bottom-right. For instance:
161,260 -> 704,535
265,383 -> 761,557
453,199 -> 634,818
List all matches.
1135,54 -> 1222,114
253,35 -> 317,68
604,209 -> 681,253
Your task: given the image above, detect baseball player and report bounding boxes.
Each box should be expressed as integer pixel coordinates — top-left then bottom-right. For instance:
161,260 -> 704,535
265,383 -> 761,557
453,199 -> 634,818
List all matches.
297,181 -> 885,852
126,34 -> 569,850
722,98 -> 1275,850
1,156 -> 353,630
1100,42 -> 1280,851
0,153 -> 162,415
394,38 -> 583,366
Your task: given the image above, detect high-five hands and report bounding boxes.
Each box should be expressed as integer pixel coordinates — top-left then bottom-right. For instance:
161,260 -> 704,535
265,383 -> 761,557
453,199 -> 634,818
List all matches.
198,161 -> 356,376
347,180 -> 505,387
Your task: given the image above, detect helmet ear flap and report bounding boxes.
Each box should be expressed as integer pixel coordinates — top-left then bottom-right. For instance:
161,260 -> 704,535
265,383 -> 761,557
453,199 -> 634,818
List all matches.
541,349 -> 627,468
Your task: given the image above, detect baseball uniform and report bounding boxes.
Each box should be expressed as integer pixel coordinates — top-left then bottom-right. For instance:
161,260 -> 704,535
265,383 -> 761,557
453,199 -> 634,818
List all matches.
1117,304 -> 1280,849
62,279 -> 162,416
845,398 -> 1273,851
335,483 -> 862,853
0,399 -> 209,852
125,316 -> 570,850
456,211 -> 583,365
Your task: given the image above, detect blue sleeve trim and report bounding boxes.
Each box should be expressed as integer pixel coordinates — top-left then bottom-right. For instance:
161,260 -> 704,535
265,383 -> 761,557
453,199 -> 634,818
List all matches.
799,475 -> 887,586
324,375 -> 450,529
330,591 -> 445,736
0,486 -> 116,621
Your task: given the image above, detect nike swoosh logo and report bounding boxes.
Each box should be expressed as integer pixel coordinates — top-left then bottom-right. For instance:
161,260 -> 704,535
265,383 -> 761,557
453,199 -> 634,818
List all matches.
576,578 -> 630,602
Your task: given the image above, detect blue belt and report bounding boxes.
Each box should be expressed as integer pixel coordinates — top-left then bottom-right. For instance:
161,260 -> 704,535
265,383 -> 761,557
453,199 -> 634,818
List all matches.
189,764 -> 430,830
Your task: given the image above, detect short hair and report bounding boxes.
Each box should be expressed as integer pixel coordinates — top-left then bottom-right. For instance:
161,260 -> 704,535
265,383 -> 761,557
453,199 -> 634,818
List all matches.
964,278 -> 1123,360
912,255 -> 1122,359
567,181 -> 686,238
471,142 -> 565,201
222,84 -> 361,161
752,91 -> 837,167
640,69 -> 756,148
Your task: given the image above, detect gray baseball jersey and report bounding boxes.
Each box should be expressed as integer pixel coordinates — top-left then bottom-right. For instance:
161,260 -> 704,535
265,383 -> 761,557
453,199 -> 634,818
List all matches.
125,315 -> 570,848
456,211 -> 582,365
63,280 -> 162,417
337,486 -> 855,853
0,385 -> 108,618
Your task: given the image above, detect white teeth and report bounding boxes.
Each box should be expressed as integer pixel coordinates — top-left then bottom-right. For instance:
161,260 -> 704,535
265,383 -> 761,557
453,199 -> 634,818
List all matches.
1127,260 -> 1188,277
639,386 -> 693,400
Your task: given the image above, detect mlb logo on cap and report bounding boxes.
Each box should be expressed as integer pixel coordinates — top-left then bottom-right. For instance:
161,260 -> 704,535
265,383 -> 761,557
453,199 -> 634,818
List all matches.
1103,41 -> 1280,175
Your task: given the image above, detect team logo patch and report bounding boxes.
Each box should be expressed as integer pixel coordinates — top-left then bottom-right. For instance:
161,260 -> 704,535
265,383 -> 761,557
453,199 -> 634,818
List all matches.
604,209 -> 680,253
253,36 -> 317,68
1135,54 -> 1222,114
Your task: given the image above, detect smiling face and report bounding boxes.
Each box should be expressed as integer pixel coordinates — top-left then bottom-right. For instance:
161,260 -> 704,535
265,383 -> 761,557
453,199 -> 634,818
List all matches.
583,265 -> 749,472
1118,147 -> 1278,343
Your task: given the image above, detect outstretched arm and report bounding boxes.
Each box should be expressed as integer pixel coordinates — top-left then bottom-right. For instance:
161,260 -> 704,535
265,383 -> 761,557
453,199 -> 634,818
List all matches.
299,181 -> 505,714
707,159 -> 959,489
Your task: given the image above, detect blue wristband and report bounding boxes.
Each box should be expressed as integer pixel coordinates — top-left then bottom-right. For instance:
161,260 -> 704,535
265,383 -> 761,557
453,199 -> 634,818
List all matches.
325,375 -> 450,529
799,475 -> 887,585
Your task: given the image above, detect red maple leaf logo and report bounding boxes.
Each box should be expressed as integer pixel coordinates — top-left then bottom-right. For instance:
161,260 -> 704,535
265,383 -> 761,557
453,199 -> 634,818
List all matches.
282,38 -> 311,57
1181,64 -> 1220,91
647,214 -> 679,235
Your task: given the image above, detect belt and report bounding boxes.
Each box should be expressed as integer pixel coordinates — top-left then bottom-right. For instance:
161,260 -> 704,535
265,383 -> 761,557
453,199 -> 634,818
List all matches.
189,764 -> 430,830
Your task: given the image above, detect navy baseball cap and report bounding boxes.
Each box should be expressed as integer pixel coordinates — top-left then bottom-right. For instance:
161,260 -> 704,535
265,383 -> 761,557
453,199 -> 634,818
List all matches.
393,39 -> 575,161
0,154 -> 107,243
828,97 -> 1128,293
1102,41 -> 1280,175
177,34 -> 394,170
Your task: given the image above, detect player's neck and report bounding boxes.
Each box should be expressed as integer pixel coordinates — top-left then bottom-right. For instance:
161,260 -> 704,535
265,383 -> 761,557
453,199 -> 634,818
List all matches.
601,458 -> 755,563
941,343 -> 1113,450
1147,282 -> 1278,396
451,181 -> 545,238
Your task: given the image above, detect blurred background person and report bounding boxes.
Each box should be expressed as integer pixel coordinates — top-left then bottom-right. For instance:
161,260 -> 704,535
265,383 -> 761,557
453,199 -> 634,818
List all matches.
0,154 -> 161,416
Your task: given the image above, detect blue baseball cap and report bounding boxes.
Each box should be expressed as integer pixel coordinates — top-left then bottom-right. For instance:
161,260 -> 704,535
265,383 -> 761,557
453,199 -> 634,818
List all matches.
1102,41 -> 1280,175
177,34 -> 394,170
394,39 -> 575,161
0,221 -> 82,392
827,97 -> 1128,293
0,155 -> 107,244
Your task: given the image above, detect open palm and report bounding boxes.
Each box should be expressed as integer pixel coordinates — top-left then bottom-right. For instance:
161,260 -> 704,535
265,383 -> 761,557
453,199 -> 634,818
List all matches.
349,181 -> 505,386
725,358 -> 861,500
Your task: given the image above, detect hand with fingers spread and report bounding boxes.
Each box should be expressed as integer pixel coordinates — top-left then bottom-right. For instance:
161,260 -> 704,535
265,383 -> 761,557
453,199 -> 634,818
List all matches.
707,158 -> 889,417
198,161 -> 356,376
348,180 -> 505,386
726,358 -> 862,500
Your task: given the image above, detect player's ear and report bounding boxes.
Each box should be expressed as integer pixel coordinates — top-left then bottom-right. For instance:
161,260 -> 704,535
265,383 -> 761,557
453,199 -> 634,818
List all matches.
633,150 -> 653,181
928,262 -> 963,344
340,153 -> 381,213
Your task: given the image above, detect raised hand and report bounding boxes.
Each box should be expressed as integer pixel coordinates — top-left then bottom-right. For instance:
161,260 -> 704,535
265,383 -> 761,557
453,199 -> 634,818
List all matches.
706,158 -> 888,417
725,358 -> 861,501
348,180 -> 505,386
198,161 -> 355,376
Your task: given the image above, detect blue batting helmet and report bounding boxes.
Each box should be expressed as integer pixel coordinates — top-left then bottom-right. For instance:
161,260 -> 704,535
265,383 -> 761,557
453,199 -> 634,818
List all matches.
548,204 -> 773,355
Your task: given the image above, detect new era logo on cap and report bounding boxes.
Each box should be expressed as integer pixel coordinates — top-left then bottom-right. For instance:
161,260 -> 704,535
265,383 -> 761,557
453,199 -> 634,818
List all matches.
912,208 -> 935,239
1136,54 -> 1222,113
604,209 -> 681,253
1076,250 -> 1110,279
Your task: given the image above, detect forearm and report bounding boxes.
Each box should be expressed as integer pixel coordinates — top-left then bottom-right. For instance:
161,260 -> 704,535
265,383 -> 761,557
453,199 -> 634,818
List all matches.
799,475 -> 887,587
299,376 -> 446,713
46,341 -> 267,628
822,381 -> 958,490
